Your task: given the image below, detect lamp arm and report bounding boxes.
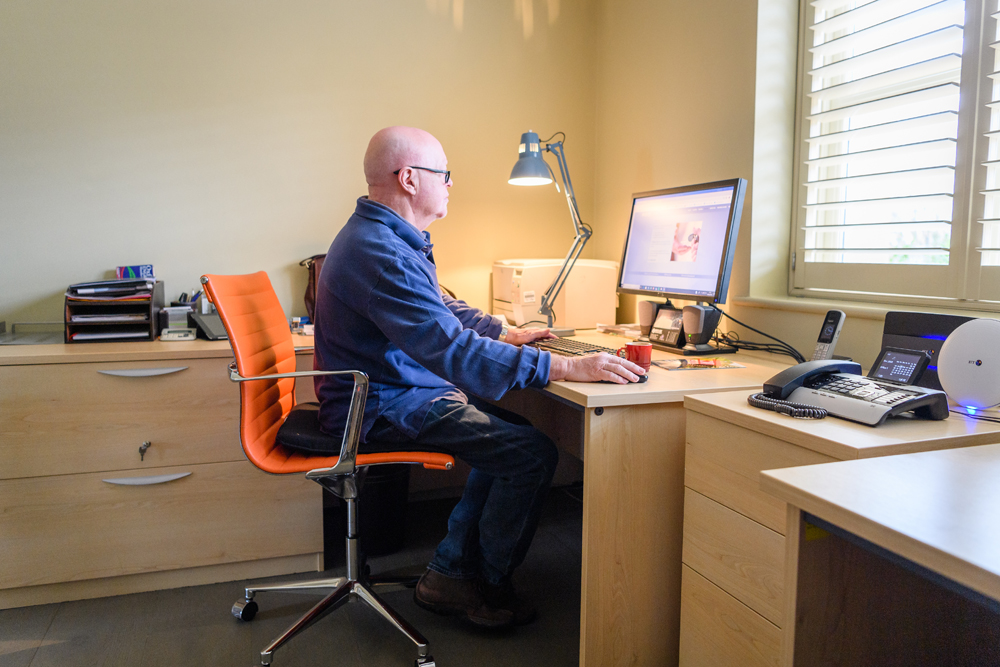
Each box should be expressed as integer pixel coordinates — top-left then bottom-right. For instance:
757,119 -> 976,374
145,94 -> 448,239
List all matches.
546,141 -> 585,235
537,232 -> 590,327
537,140 -> 592,328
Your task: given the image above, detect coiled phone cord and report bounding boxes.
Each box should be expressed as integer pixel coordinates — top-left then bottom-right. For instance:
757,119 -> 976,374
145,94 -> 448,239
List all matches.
747,393 -> 828,419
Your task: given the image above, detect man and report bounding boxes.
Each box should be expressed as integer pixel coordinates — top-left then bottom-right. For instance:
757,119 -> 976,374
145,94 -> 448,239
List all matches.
313,126 -> 645,629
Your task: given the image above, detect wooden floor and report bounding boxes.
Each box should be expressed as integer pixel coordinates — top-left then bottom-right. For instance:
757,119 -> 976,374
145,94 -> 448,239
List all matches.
0,486 -> 583,667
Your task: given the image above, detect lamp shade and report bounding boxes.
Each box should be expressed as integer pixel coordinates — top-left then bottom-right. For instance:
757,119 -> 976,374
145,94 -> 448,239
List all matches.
508,131 -> 553,186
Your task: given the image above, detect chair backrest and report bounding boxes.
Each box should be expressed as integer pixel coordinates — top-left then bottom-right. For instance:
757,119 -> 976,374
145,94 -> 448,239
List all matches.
202,272 -> 297,469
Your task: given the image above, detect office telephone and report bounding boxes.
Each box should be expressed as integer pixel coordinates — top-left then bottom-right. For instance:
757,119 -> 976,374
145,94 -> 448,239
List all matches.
189,311 -> 228,340
750,350 -> 949,426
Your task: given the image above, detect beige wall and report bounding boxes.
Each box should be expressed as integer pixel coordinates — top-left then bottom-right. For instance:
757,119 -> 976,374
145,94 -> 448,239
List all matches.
592,0 -> 758,309
0,0 -> 596,323
1,0 -> 933,371
590,0 -> 894,371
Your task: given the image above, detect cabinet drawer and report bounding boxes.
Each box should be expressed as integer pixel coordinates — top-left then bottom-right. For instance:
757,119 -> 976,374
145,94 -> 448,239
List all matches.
679,564 -> 780,667
0,460 -> 321,589
685,412 -> 836,533
683,488 -> 785,625
0,358 -> 241,479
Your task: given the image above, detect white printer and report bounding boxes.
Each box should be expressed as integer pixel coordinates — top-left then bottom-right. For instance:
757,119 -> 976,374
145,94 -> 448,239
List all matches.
491,259 -> 619,330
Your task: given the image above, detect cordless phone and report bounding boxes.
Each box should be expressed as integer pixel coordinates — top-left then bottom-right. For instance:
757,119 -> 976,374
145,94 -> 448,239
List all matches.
811,310 -> 845,361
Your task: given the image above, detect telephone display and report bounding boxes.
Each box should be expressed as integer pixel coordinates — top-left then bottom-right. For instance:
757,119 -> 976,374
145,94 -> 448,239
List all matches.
189,312 -> 228,341
869,347 -> 928,385
753,356 -> 947,427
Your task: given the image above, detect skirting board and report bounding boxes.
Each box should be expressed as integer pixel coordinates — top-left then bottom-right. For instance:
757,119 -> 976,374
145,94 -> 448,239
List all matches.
0,552 -> 323,610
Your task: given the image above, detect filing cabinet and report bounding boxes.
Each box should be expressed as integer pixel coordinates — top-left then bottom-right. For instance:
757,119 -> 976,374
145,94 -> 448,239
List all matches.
0,342 -> 322,609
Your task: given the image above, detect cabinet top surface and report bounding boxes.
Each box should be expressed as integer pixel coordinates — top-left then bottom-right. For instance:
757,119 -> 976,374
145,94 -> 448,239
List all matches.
761,443 -> 1000,602
2,329 -> 785,408
0,334 -> 315,365
684,389 -> 1000,460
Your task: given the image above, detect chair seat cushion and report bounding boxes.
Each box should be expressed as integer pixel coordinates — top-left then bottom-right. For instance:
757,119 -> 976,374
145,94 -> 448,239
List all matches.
276,403 -> 340,453
273,403 -> 454,472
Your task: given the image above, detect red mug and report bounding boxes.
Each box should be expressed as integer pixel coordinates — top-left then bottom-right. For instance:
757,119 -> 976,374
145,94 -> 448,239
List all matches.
616,341 -> 652,372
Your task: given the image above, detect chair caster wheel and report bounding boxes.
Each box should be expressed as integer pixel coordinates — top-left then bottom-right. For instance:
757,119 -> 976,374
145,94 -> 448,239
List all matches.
232,598 -> 258,621
416,656 -> 435,667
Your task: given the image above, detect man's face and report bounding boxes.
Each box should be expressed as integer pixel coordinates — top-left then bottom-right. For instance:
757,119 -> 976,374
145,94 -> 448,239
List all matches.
412,142 -> 452,229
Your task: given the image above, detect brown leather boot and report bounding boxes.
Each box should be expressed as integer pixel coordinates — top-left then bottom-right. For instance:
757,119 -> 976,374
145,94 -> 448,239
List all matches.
414,570 -> 514,629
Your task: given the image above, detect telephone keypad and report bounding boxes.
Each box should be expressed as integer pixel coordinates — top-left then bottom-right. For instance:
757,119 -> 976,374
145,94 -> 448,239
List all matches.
811,343 -> 831,361
807,374 -> 918,405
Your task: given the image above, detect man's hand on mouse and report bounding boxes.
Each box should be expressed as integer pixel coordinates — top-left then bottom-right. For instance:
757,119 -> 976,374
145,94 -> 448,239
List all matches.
548,352 -> 645,384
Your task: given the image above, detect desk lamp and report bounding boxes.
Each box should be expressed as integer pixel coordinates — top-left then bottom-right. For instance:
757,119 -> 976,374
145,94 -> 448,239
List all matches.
508,130 -> 592,336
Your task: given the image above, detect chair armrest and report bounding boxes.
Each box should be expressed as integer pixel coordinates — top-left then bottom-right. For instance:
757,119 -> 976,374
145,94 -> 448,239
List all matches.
227,361 -> 368,476
226,360 -> 356,383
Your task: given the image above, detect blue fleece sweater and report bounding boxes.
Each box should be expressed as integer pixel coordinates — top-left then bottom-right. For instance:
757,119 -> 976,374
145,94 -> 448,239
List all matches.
314,197 -> 551,442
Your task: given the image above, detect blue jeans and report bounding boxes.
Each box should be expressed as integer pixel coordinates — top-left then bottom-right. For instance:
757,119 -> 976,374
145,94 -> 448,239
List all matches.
365,396 -> 558,586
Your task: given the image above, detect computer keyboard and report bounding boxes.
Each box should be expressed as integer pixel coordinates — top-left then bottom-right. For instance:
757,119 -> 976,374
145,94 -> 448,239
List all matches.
529,338 -> 618,356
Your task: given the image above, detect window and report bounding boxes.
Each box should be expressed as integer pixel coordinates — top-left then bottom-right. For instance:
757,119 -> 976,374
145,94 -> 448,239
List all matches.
791,0 -> 1000,306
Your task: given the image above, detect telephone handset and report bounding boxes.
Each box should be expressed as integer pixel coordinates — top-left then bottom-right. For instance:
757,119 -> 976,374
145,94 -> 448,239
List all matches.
751,353 -> 948,427
749,360 -> 861,420
811,310 -> 845,361
762,359 -> 861,399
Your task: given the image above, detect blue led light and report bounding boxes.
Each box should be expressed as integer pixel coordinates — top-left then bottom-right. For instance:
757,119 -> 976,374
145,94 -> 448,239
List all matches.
966,406 -> 978,415
921,334 -> 948,341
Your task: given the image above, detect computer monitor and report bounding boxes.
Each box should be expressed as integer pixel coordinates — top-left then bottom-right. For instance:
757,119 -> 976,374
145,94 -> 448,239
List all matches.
616,178 -> 747,304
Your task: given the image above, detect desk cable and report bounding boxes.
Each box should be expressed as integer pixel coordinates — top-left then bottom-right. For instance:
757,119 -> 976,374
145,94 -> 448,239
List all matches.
949,408 -> 1000,424
710,305 -> 806,363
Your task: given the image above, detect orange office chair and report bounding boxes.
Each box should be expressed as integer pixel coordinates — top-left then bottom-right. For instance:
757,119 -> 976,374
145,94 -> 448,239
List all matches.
201,272 -> 452,667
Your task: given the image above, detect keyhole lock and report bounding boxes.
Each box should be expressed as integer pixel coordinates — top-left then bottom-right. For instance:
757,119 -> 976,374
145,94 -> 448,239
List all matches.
139,441 -> 151,461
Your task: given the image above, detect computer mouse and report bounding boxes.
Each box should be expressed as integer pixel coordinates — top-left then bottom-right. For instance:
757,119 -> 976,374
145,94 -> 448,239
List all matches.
598,374 -> 648,384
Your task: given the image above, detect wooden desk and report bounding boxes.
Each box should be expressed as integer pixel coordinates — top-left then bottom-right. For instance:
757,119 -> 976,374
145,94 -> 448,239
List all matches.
0,336 -> 319,609
679,391 -> 1000,667
1,331 -> 785,667
762,445 -> 1000,666
495,332 -> 790,667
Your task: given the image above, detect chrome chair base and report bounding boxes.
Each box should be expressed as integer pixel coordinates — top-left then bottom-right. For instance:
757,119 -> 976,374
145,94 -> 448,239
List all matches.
233,490 -> 434,666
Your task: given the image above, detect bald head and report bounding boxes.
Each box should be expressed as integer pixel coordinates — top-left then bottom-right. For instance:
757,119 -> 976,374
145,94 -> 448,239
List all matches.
362,126 -> 452,231
364,126 -> 442,188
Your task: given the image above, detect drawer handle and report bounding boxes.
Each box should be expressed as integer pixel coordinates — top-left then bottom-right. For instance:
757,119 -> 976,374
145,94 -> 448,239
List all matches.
98,367 -> 188,377
102,472 -> 191,486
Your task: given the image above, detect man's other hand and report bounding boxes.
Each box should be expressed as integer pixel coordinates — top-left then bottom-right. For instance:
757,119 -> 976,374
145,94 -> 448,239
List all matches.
505,327 -> 557,347
548,352 -> 645,384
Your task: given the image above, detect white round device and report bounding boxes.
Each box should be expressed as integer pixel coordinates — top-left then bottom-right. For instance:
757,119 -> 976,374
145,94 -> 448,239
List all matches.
937,318 -> 1000,409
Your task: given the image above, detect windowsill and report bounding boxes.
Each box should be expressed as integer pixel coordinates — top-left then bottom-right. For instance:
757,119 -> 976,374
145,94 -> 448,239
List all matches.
731,294 -> 1000,322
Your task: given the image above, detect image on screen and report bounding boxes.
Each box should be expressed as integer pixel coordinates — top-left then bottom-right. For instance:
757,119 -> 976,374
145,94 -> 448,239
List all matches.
617,180 -> 745,303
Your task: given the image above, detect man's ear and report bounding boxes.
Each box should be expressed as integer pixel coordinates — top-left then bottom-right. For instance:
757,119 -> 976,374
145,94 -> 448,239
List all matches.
398,168 -> 418,195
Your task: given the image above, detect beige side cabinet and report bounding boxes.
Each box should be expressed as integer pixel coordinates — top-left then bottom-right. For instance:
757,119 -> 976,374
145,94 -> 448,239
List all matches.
678,389 -> 1000,667
0,340 -> 323,610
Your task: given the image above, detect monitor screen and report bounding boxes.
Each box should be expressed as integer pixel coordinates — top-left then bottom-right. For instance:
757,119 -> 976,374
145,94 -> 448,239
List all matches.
616,178 -> 746,304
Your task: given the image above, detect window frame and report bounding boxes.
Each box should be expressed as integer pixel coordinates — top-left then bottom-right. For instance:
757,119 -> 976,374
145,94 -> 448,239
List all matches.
788,0 -> 1000,311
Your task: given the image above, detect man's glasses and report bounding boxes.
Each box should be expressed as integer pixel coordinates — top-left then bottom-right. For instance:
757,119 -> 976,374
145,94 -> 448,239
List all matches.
393,166 -> 451,184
